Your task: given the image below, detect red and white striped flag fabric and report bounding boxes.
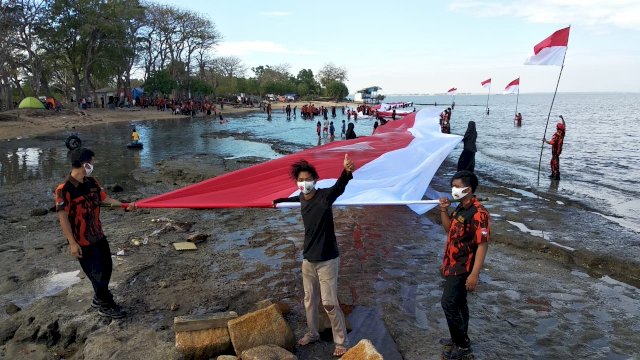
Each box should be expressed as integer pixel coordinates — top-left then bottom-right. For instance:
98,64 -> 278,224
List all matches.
447,87 -> 457,93
481,78 -> 491,88
135,108 -> 462,214
504,78 -> 520,94
524,26 -> 570,66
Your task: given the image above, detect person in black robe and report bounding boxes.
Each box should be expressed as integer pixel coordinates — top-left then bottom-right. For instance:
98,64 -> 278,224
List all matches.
457,121 -> 477,172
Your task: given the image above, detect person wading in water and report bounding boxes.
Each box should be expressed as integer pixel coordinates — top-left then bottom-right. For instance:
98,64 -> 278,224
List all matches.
543,115 -> 566,180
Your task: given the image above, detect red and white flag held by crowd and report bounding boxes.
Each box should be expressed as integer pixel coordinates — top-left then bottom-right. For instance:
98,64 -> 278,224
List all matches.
504,78 -> 520,94
481,78 -> 491,88
447,87 -> 457,93
524,26 -> 570,66
135,109 -> 462,214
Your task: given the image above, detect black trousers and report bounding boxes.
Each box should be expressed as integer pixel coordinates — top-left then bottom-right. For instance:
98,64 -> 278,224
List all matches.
78,240 -> 114,305
441,274 -> 471,348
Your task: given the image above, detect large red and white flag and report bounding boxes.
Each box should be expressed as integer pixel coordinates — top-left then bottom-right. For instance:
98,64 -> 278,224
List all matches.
524,26 -> 570,66
447,87 -> 457,93
136,108 -> 462,214
481,78 -> 491,88
504,78 -> 520,94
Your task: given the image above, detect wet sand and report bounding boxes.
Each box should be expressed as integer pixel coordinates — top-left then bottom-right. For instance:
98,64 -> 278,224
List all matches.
1,128 -> 639,359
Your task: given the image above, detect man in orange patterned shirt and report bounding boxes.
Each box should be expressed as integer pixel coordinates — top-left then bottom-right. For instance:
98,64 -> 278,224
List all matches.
437,170 -> 490,359
55,148 -> 136,319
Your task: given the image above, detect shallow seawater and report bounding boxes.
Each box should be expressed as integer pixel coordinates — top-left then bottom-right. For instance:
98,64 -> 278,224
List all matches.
2,270 -> 81,309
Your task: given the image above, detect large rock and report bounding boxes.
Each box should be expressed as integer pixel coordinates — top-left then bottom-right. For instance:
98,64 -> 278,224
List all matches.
174,312 -> 238,359
340,339 -> 383,360
240,345 -> 297,360
227,304 -> 295,354
175,327 -> 232,359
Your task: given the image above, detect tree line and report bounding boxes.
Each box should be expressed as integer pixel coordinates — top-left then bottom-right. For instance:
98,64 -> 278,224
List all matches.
0,0 -> 349,110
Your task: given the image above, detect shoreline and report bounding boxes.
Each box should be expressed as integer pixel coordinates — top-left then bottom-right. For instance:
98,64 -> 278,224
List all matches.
0,100 -> 351,141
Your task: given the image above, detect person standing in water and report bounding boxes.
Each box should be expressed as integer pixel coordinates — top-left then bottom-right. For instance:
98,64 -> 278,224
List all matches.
457,121 -> 477,172
437,171 -> 490,360
543,115 -> 566,180
316,121 -> 322,138
273,156 -> 355,357
514,113 -> 522,127
329,121 -> 335,140
345,123 -> 357,140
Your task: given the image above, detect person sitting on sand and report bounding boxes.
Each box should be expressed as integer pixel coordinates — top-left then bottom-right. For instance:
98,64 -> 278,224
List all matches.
55,148 -> 137,319
436,170 -> 490,360
273,155 -> 355,357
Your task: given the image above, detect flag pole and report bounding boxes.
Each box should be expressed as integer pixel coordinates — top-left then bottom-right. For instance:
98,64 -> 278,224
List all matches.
537,51 -> 567,185
485,85 -> 490,114
514,76 -> 520,118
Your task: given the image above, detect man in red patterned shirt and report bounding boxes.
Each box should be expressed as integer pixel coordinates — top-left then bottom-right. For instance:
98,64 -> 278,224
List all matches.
543,115 -> 566,180
437,170 -> 490,359
55,148 -> 136,319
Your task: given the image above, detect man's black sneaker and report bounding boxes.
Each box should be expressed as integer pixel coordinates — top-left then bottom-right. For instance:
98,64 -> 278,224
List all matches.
91,297 -> 110,309
98,304 -> 126,319
442,345 -> 473,360
439,338 -> 454,350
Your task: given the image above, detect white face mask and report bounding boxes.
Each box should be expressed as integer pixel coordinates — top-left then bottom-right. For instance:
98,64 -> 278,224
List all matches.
297,180 -> 315,195
84,163 -> 94,176
451,186 -> 469,200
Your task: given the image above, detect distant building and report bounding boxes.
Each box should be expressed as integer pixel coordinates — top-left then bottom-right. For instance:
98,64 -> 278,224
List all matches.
354,86 -> 384,104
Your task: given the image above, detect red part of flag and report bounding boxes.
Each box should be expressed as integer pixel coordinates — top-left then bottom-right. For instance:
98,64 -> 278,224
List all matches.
533,27 -> 570,55
505,77 -> 520,89
481,78 -> 491,87
447,87 -> 457,93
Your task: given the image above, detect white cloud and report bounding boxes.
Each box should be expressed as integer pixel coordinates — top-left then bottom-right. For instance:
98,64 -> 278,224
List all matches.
449,0 -> 640,29
260,11 -> 292,17
214,41 -> 317,56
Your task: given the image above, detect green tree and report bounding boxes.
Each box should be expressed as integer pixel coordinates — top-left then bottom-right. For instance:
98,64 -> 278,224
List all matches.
324,80 -> 349,100
317,63 -> 348,88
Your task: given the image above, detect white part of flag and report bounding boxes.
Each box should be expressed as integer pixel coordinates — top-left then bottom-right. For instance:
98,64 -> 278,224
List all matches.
524,46 -> 566,66
283,108 -> 462,214
503,85 -> 519,95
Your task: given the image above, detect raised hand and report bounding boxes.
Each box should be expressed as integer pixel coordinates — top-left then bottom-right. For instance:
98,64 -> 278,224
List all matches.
343,153 -> 355,173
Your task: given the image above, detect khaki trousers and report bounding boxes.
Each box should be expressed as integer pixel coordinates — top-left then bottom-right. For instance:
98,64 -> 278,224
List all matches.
302,257 -> 347,346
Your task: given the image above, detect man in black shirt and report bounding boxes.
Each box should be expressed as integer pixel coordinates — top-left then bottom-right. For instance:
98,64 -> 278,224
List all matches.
274,154 -> 355,357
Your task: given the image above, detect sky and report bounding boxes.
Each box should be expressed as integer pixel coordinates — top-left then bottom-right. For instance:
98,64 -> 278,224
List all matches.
156,0 -> 640,94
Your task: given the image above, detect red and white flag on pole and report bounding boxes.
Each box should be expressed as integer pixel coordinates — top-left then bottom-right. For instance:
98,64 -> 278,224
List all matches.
524,26 -> 570,66
504,78 -> 520,94
481,78 -> 491,88
447,87 -> 457,93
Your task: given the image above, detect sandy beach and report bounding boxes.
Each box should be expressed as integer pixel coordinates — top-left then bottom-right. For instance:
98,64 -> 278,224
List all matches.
0,111 -> 639,359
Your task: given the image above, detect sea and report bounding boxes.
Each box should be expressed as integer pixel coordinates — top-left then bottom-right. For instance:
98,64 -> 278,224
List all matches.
1,92 -> 638,232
